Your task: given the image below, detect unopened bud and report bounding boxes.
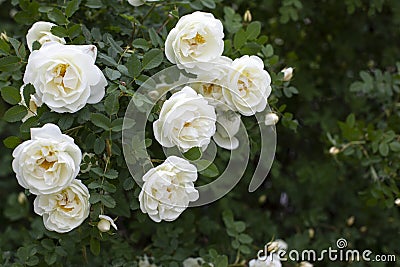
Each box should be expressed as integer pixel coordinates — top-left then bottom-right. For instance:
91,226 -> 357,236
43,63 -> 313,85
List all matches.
347,216 -> 355,226
329,146 -> 340,155
360,226 -> 367,233
18,192 -> 27,204
281,67 -> 294,81
258,194 -> 267,204
264,113 -> 279,126
97,215 -> 117,232
267,239 -> 287,252
244,10 -> 252,22
395,198 -> 400,206
308,228 -> 315,239
0,32 -> 9,42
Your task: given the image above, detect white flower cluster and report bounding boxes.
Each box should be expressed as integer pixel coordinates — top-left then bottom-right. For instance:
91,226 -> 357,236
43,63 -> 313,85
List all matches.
9,20 -> 109,233
12,124 -> 90,233
139,11 -> 277,223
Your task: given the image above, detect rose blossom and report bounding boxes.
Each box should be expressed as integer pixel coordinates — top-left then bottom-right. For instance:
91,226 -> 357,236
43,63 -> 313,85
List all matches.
34,179 -> 90,233
165,11 -> 224,74
153,86 -> 216,152
139,156 -> 198,222
26,21 -> 66,52
213,110 -> 241,150
23,41 -> 107,113
223,55 -> 272,116
12,123 -> 81,195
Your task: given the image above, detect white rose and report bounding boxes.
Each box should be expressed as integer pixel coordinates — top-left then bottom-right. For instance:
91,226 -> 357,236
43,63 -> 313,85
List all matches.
153,86 -> 216,152
249,257 -> 281,267
264,113 -> 279,126
213,110 -> 241,150
12,123 -> 81,195
224,55 -> 272,116
33,179 -> 90,233
193,56 -> 234,109
165,11 -> 224,74
267,239 -> 288,252
183,257 -> 213,267
281,67 -> 294,81
128,0 -> 146,6
19,84 -> 42,122
139,156 -> 199,222
26,21 -> 66,52
23,41 -> 107,113
97,215 -> 118,232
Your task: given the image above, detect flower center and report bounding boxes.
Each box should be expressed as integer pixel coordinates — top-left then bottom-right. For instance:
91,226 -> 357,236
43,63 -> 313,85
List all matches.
40,159 -> 55,170
53,63 -> 69,87
189,33 -> 206,46
184,121 -> 192,128
57,191 -> 79,212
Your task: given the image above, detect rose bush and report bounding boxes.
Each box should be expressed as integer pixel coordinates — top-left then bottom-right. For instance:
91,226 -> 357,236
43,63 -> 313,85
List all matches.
0,0 -> 399,266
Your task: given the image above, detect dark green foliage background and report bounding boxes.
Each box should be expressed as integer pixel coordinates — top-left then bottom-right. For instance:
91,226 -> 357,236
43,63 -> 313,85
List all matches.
0,0 -> 399,266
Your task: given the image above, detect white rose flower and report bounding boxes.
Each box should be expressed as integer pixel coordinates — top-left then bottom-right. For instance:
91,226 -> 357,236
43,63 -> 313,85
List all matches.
33,179 -> 90,233
281,67 -> 294,81
128,0 -> 146,6
213,110 -> 241,150
19,84 -> 42,122
153,86 -> 216,152
26,21 -> 66,52
139,156 -> 199,222
97,215 -> 118,232
23,41 -> 107,113
249,257 -> 282,267
224,55 -> 272,116
12,123 -> 81,195
165,11 -> 224,74
183,257 -> 213,267
264,113 -> 279,126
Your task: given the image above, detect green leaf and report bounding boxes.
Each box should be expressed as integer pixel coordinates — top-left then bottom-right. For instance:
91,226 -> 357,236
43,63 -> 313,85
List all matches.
200,0 -> 216,8
90,238 -> 100,256
104,169 -> 118,179
111,118 -> 123,132
142,49 -> 163,70
234,221 -> 246,232
3,136 -> 21,149
1,86 -> 21,105
47,8 -> 68,25
127,53 -> 141,78
389,141 -> 400,152
233,28 -> 246,50
132,38 -> 149,50
346,113 -> 356,128
238,234 -> 253,244
50,26 -> 68,38
379,142 -> 389,157
104,92 -> 119,115
105,67 -> 121,81
94,138 -> 105,154
41,239 -> 55,250
44,252 -> 57,265
183,147 -> 202,161
246,21 -> 261,40
89,193 -> 101,204
197,160 -> 219,178
3,105 -> 27,122
239,245 -> 251,254
67,24 -> 82,39
0,56 -> 20,71
65,0 -> 81,18
85,0 -> 103,8
262,44 -> 274,58
101,195 -> 116,208
91,113 -> 111,130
